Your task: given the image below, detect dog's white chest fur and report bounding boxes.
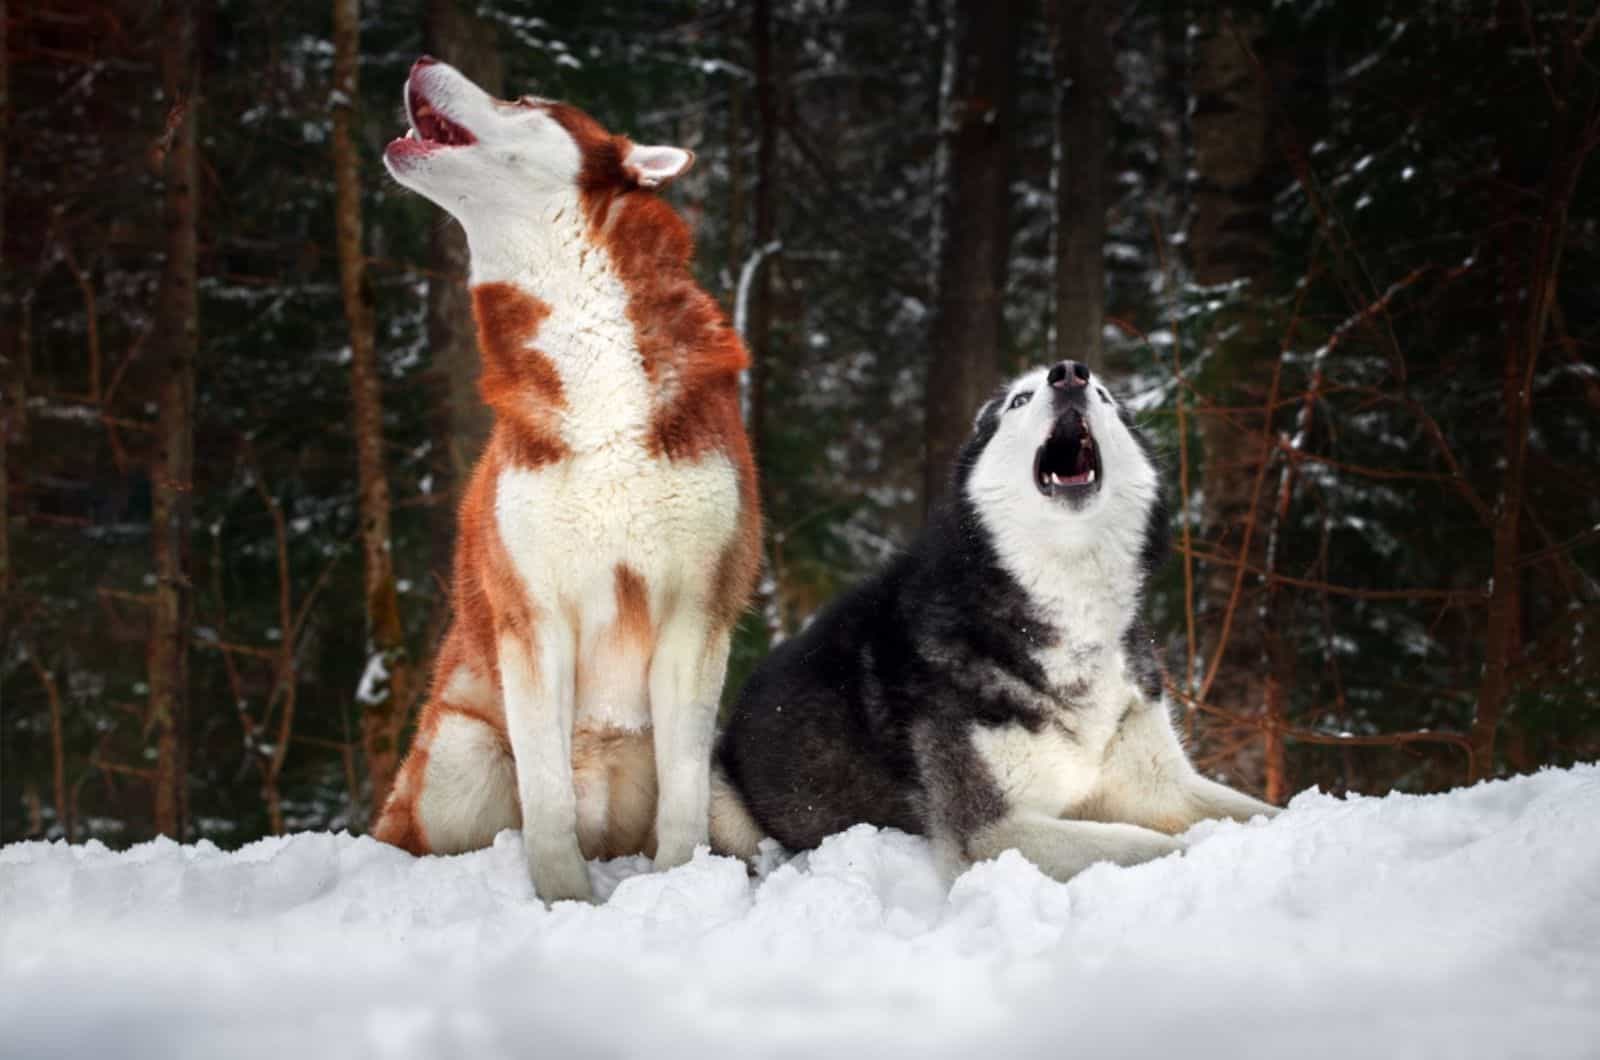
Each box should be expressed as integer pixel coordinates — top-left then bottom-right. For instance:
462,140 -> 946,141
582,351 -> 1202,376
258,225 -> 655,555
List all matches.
972,650 -> 1145,817
970,543 -> 1150,818
496,447 -> 739,603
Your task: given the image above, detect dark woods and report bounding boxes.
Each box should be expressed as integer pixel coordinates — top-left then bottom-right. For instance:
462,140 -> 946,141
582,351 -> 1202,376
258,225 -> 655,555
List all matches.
2,1 -> 1597,846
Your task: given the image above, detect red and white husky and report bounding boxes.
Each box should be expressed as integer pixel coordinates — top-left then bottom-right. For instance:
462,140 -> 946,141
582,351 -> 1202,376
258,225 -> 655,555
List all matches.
372,58 -> 761,902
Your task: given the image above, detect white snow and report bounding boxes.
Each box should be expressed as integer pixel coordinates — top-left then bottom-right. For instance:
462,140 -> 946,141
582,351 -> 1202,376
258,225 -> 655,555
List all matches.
3,765 -> 1599,1059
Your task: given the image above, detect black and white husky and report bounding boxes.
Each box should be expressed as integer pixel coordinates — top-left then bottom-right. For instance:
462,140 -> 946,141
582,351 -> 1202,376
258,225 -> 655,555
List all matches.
710,360 -> 1276,882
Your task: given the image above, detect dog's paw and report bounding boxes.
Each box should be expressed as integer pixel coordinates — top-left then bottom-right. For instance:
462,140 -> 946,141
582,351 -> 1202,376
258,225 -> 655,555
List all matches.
652,827 -> 705,873
1114,828 -> 1186,868
526,834 -> 593,904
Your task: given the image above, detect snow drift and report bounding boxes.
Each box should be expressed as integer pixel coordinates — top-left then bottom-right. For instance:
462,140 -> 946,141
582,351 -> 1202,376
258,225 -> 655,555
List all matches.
3,765 -> 1599,1059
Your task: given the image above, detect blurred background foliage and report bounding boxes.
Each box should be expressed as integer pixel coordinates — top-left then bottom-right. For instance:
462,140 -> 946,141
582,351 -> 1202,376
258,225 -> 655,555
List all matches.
2,0 -> 1597,845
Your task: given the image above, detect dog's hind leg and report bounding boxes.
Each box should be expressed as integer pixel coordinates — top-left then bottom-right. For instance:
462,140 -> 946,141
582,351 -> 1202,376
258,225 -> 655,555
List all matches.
708,762 -> 766,862
378,708 -> 520,854
373,651 -> 518,856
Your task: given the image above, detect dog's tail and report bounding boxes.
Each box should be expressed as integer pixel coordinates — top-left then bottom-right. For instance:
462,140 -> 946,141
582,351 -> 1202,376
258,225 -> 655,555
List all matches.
708,762 -> 767,862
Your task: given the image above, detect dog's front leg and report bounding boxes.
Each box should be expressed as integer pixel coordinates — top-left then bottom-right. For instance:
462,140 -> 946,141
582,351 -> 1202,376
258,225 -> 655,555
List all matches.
649,615 -> 730,871
1093,695 -> 1279,834
1179,772 -> 1280,824
954,814 -> 1186,884
499,626 -> 592,903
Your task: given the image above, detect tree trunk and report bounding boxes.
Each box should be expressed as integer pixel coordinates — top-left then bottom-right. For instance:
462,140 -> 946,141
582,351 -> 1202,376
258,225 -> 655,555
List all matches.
1046,0 -> 1108,373
1470,16 -> 1593,779
333,0 -> 415,818
424,0 -> 499,482
1472,275 -> 1526,783
148,0 -> 201,840
748,0 -> 777,476
923,0 -> 1018,509
726,80 -> 746,302
1189,11 -> 1277,774
0,0 -> 10,597
1189,13 -> 1274,288
26,652 -> 70,841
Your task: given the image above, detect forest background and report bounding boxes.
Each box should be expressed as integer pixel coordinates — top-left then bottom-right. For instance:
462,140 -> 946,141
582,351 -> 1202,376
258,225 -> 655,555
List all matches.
3,0 -> 1597,845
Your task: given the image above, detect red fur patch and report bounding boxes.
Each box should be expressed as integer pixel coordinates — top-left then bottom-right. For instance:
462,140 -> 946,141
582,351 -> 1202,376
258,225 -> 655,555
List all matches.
455,440 -> 539,649
613,564 -> 654,646
472,282 -> 560,404
710,478 -> 764,633
471,282 -> 568,469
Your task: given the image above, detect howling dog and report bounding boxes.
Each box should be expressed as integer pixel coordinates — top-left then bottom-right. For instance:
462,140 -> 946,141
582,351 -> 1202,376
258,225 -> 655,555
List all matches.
374,58 -> 760,902
712,361 -> 1274,882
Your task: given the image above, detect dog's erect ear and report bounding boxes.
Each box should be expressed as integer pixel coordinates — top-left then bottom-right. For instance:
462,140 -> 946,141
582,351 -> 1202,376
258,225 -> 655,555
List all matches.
624,144 -> 694,188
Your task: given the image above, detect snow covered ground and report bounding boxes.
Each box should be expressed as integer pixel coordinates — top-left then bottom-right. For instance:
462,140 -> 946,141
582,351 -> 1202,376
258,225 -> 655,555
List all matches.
3,765 -> 1598,1060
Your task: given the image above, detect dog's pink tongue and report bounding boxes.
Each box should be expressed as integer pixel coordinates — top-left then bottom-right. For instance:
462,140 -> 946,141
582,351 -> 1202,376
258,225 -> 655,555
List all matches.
1048,468 -> 1095,487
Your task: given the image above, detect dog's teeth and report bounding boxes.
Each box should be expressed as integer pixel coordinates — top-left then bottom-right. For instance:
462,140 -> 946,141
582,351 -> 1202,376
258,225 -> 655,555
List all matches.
1085,469 -> 1096,483
406,128 -> 417,140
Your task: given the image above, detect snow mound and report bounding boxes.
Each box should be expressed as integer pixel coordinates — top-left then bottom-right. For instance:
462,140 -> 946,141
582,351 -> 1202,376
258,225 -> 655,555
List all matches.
4,766 -> 1599,1059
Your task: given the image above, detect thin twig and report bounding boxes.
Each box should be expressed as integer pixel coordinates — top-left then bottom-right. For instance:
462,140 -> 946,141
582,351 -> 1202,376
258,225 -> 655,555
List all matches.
1170,685 -> 1476,779
1178,544 -> 1477,603
1196,357 -> 1285,707
1149,211 -> 1199,702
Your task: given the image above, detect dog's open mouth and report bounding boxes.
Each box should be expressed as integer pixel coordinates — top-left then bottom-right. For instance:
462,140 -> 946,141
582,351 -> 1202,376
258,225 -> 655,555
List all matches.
1034,413 -> 1101,499
406,84 -> 476,147
388,75 -> 476,162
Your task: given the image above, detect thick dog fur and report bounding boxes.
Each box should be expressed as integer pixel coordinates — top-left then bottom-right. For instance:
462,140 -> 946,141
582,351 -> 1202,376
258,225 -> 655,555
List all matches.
371,59 -> 760,902
713,361 -> 1274,882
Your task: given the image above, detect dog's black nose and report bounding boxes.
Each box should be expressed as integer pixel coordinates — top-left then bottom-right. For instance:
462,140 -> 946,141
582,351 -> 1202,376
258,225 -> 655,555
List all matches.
1048,361 -> 1091,390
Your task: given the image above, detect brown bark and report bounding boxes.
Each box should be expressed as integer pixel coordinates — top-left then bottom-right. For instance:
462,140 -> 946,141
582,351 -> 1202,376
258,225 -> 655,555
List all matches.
923,0 -> 1018,508
1189,11 -> 1277,777
1046,0 -> 1108,372
333,0 -> 415,816
748,0 -> 777,476
1189,14 -> 1273,288
148,0 -> 200,840
424,0 -> 500,481
26,651 -> 71,841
